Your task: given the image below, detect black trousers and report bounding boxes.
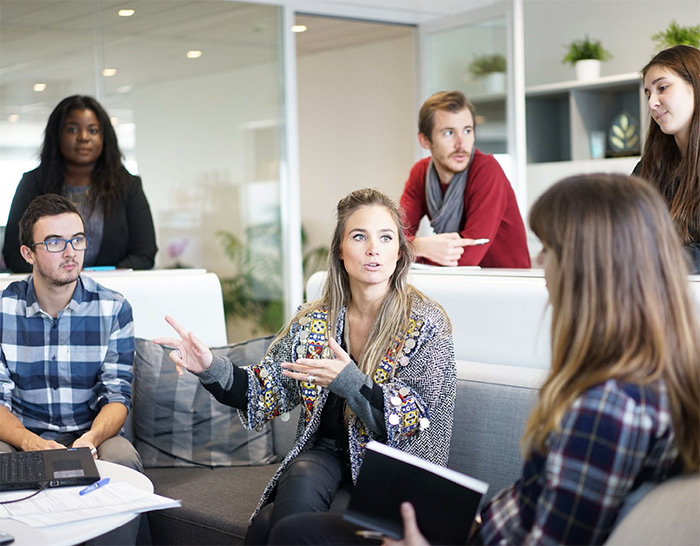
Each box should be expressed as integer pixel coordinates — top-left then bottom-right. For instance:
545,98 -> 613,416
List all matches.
245,445 -> 352,545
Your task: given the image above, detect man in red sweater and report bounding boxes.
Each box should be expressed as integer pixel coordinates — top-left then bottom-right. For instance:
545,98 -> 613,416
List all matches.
400,91 -> 530,268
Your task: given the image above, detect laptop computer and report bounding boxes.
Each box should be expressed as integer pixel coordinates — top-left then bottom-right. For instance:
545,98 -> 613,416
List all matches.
0,447 -> 100,491
344,441 -> 488,545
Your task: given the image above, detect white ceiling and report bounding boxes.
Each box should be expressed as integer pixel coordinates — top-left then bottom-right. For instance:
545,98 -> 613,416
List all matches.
0,0 -> 498,127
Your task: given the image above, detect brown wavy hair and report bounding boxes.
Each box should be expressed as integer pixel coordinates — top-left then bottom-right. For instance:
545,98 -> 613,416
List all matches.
640,45 -> 700,243
418,91 -> 476,141
527,173 -> 700,471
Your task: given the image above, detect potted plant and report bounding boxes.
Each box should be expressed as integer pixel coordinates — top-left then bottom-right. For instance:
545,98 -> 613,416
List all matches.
469,53 -> 506,93
652,20 -> 700,49
562,35 -> 612,81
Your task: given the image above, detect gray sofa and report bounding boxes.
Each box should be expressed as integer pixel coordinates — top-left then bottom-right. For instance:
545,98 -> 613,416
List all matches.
134,346 -> 700,546
134,342 -> 547,545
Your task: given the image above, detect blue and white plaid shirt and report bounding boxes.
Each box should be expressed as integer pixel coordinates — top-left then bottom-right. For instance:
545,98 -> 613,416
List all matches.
0,274 -> 134,439
480,379 -> 681,545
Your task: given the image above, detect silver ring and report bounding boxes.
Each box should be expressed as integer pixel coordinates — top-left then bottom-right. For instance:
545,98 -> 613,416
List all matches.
176,349 -> 182,359
306,374 -> 316,384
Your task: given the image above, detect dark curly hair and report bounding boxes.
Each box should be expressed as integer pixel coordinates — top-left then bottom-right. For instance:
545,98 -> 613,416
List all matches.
39,95 -> 130,215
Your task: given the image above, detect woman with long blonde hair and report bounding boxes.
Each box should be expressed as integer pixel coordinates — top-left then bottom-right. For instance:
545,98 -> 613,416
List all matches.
155,188 -> 456,545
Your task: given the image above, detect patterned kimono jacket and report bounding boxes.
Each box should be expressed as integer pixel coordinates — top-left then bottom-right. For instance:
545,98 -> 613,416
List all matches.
210,292 -> 456,522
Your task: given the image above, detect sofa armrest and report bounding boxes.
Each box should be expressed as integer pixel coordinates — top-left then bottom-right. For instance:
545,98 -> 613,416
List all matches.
604,472 -> 700,545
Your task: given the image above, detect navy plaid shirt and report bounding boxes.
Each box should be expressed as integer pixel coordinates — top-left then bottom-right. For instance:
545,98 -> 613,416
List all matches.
480,379 -> 681,545
0,274 -> 134,438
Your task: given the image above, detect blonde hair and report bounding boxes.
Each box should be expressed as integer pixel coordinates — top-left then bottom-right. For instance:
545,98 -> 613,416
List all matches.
527,173 -> 700,471
273,189 -> 446,413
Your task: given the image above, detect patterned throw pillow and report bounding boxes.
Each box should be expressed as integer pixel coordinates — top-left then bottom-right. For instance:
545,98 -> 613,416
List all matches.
132,335 -> 276,468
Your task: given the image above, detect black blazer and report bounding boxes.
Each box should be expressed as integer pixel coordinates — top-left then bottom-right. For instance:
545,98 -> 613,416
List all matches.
3,168 -> 158,273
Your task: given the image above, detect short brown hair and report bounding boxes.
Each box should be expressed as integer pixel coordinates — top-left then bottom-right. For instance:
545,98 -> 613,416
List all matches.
418,91 -> 476,142
18,194 -> 83,248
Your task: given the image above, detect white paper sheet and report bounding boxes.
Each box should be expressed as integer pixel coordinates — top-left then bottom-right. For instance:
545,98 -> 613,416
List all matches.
0,482 -> 181,527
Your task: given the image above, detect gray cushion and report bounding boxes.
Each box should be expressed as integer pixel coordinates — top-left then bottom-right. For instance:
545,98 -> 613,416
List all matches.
145,465 -> 279,545
132,336 -> 276,468
448,361 -> 546,502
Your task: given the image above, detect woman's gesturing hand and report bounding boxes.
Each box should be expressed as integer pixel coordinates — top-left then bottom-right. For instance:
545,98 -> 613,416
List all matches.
281,337 -> 351,387
153,315 -> 213,375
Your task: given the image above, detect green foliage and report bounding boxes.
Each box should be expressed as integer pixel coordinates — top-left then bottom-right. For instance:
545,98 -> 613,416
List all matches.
217,224 -> 330,336
217,229 -> 284,335
562,35 -> 613,64
468,54 -> 506,78
652,20 -> 700,49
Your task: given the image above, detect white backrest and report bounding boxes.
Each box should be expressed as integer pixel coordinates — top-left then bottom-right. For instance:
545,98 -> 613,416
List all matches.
307,270 -> 700,370
306,269 -> 552,369
0,269 -> 228,346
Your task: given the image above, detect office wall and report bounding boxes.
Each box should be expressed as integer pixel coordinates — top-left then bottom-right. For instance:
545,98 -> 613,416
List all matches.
133,61 -> 282,276
297,34 -> 416,252
524,0 -> 700,86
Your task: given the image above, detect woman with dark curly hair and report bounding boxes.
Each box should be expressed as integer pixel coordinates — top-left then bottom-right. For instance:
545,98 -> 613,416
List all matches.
3,95 -> 157,272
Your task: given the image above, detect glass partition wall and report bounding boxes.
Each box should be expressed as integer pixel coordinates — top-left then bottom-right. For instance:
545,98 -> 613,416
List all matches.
0,0 -> 289,340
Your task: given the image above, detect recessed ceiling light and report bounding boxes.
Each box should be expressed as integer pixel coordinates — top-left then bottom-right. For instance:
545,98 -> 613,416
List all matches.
110,117 -> 119,126
291,25 -> 307,33
33,83 -> 46,92
103,68 -> 117,77
186,50 -> 202,59
118,9 -> 135,17
8,114 -> 19,123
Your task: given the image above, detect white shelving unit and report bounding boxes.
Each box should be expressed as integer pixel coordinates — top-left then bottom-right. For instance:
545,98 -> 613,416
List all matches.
470,92 -> 507,155
523,73 -> 648,229
525,72 -> 647,164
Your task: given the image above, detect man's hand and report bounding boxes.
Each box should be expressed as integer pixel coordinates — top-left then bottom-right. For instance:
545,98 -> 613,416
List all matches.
72,436 -> 98,458
21,436 -> 65,452
382,502 -> 430,546
412,233 -> 479,266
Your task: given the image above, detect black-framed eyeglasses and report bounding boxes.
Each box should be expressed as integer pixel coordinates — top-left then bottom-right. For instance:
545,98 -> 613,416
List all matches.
31,236 -> 90,253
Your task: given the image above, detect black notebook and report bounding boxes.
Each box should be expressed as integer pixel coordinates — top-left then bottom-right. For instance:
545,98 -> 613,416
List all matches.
344,441 -> 488,545
0,447 -> 100,491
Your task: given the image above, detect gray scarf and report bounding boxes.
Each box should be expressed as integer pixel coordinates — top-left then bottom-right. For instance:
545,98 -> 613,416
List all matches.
425,156 -> 471,234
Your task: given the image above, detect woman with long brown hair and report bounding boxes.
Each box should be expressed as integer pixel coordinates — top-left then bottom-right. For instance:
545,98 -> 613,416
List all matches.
636,45 -> 700,271
155,188 -> 456,545
372,174 -> 699,546
475,173 -> 700,544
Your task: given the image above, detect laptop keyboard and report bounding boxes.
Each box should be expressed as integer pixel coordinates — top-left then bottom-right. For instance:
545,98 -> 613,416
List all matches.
0,452 -> 45,483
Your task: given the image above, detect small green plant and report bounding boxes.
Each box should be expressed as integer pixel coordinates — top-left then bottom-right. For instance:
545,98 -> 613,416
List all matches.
217,224 -> 329,336
468,54 -> 506,78
652,20 -> 700,49
562,35 -> 613,64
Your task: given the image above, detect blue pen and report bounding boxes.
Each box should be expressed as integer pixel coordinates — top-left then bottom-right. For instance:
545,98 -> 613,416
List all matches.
84,266 -> 116,271
79,477 -> 110,495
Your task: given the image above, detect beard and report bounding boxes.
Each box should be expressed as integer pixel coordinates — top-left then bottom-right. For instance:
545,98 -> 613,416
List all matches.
34,258 -> 81,287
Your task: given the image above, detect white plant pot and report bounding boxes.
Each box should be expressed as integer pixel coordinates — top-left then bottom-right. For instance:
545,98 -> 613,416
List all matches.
575,59 -> 601,81
483,72 -> 506,94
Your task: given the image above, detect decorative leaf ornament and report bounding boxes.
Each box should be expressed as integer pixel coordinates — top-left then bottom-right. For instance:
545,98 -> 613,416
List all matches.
608,111 -> 640,155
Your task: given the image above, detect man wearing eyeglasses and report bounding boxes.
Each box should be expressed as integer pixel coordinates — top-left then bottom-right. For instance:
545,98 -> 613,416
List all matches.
0,194 -> 142,476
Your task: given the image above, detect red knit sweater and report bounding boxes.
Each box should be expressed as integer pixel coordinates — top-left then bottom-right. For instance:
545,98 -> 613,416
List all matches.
399,150 -> 531,268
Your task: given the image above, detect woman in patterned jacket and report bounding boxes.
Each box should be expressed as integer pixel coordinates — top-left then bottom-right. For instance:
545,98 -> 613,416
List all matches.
155,188 -> 456,545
